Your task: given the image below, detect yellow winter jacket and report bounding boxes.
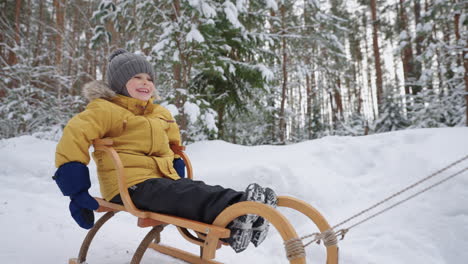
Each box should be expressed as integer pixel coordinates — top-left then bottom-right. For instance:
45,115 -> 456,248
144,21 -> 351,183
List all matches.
55,81 -> 181,201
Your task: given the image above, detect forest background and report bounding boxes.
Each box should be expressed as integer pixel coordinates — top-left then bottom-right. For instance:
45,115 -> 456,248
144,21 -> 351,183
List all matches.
1,0 -> 467,145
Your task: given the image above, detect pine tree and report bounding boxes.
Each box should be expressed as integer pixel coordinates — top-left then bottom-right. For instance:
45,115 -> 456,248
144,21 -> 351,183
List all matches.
373,89 -> 409,133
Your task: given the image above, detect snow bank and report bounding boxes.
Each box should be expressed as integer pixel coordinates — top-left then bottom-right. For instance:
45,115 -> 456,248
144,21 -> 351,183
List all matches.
1,127 -> 467,263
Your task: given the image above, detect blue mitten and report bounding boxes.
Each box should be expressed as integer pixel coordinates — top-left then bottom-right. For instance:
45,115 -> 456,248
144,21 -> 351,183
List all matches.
173,158 -> 186,178
69,191 -> 99,229
54,162 -> 99,229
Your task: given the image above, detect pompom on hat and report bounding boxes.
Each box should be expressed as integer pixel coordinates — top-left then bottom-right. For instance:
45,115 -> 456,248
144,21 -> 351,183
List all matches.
106,48 -> 155,97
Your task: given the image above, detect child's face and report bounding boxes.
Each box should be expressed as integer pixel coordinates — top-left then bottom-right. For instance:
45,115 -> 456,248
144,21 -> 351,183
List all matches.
126,73 -> 155,101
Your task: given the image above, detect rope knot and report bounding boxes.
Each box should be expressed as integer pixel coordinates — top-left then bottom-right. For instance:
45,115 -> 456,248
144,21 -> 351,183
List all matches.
284,238 -> 306,260
302,228 -> 346,248
319,229 -> 338,247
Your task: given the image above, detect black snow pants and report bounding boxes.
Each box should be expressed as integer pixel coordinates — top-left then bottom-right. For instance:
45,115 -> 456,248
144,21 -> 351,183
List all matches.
110,178 -> 245,224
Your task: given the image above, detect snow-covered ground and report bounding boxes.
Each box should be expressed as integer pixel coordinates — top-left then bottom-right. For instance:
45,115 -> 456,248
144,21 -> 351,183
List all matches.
1,127 -> 467,264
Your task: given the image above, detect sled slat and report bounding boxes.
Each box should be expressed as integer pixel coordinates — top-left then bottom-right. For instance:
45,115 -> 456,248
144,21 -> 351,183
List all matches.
149,243 -> 223,264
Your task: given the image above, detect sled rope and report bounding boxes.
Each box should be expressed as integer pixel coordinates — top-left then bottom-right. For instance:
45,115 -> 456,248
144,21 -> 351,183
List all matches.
331,154 -> 468,231
342,165 -> 467,231
291,154 -> 468,253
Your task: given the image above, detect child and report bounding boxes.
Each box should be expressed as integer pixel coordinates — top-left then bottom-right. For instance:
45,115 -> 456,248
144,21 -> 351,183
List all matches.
53,49 -> 277,253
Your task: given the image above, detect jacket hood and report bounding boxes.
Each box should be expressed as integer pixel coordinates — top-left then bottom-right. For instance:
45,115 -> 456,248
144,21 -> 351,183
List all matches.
82,80 -> 160,101
82,81 -> 116,101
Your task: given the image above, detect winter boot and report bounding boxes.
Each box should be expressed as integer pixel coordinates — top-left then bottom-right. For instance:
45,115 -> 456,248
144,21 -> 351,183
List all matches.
226,183 -> 265,253
251,187 -> 277,247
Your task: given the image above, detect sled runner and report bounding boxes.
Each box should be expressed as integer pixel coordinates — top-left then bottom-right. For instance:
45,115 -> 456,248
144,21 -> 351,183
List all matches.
68,138 -> 339,264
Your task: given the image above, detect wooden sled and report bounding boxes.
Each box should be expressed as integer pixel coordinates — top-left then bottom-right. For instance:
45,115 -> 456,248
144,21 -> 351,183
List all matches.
69,138 -> 339,264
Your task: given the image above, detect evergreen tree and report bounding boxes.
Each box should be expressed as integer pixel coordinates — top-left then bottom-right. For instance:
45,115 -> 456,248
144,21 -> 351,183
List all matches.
333,112 -> 368,136
373,89 -> 409,133
405,0 -> 466,128
407,90 -> 445,128
0,85 -> 85,139
1,0 -> 466,141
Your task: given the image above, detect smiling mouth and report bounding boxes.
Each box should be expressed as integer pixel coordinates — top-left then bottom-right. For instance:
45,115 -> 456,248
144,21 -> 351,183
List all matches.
136,88 -> 150,93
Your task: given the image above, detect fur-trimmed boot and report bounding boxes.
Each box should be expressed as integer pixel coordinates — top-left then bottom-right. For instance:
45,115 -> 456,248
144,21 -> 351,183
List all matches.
226,183 -> 265,253
251,187 -> 277,247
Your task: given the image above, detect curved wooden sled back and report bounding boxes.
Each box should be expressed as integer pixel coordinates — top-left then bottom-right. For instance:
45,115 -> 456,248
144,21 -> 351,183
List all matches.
68,138 -> 339,264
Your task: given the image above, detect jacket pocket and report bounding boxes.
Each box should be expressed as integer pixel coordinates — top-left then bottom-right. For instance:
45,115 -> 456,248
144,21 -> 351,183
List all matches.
153,156 -> 178,179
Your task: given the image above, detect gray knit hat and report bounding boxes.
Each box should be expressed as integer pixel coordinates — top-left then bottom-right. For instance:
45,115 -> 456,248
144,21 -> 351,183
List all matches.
106,48 -> 155,97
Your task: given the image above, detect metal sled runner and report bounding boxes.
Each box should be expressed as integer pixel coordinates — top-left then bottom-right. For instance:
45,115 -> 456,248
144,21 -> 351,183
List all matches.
69,138 -> 339,264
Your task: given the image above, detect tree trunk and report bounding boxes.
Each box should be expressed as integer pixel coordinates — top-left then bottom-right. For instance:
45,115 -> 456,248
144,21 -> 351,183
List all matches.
334,78 -> 344,118
279,4 -> 288,144
0,31 -> 3,65
442,20 -> 455,87
464,43 -> 468,127
54,0 -> 65,69
306,73 -> 312,139
7,0 -> 22,66
329,91 -> 336,125
32,0 -> 44,67
288,67 -> 296,141
399,0 -> 419,95
106,3 -> 121,49
363,15 -> 377,119
298,78 -> 302,139
0,34 -> 4,96
320,80 -> 328,128
413,0 -> 423,73
69,1 -> 78,78
370,0 -> 383,107
25,0 -> 31,40
355,45 -> 363,114
0,28 -> 4,97
70,0 -> 86,94
454,10 -> 468,125
356,82 -> 363,115
13,0 -> 21,52
84,2 -> 93,81
92,55 -> 98,80
217,104 -> 225,140
347,65 -> 354,112
454,10 -> 462,68
0,20 -> 4,59
84,33 -> 92,79
304,0 -> 314,139
171,0 -> 188,142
